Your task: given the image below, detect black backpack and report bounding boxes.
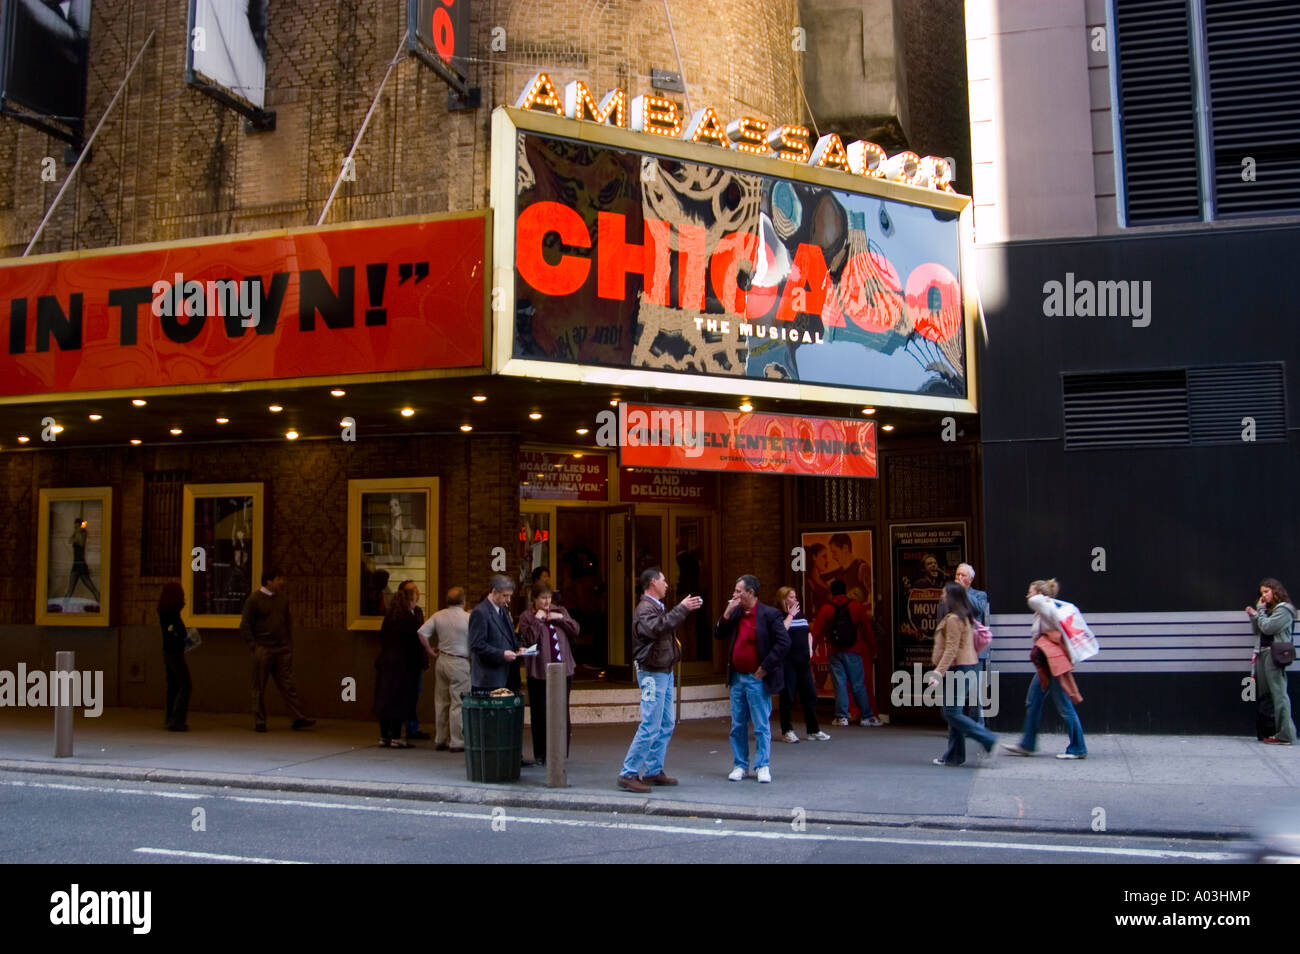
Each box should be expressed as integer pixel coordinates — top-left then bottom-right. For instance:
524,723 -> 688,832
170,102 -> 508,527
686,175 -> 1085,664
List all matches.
828,602 -> 858,648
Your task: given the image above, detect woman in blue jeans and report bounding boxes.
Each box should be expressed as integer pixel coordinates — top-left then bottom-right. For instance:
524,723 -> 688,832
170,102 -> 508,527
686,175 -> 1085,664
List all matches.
929,583 -> 998,766
1002,579 -> 1087,759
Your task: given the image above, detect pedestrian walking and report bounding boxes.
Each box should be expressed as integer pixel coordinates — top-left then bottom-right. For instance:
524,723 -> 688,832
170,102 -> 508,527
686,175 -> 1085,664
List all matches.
158,582 -> 191,731
374,581 -> 424,748
239,569 -> 315,733
774,586 -> 829,742
811,579 -> 883,726
617,567 -> 702,792
1002,579 -> 1087,759
418,586 -> 472,752
956,563 -> 991,725
928,583 -> 997,766
1248,578 -> 1296,745
518,582 -> 579,763
716,575 -> 790,783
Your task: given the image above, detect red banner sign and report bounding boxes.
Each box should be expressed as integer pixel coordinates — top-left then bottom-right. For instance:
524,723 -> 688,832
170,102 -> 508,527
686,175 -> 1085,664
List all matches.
619,467 -> 716,504
617,404 -> 876,477
0,215 -> 485,397
520,451 -> 608,500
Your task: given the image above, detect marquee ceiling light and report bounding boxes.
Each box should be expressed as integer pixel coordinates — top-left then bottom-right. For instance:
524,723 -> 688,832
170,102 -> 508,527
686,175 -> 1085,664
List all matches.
17,435 -> 30,443
861,407 -> 876,415
88,414 -> 102,421
400,407 -> 415,417
609,399 -> 619,407
460,424 -> 473,432
268,405 -> 283,413
330,389 -> 346,397
576,427 -> 589,435
529,411 -> 543,420
129,439 -> 141,445
285,431 -> 299,440
132,399 -> 146,406
50,424 -> 64,434
169,428 -> 183,435
739,401 -> 754,413
338,420 -> 350,428
882,424 -> 895,432
216,417 -> 229,424
472,394 -> 488,402
573,452 -> 584,458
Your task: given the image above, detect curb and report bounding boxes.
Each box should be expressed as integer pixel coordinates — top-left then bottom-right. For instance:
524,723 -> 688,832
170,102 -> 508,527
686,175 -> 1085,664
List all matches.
0,758 -> 1249,841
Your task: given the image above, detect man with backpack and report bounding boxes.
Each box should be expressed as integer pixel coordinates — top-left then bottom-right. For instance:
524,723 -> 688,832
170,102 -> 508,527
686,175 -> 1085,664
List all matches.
812,579 -> 883,726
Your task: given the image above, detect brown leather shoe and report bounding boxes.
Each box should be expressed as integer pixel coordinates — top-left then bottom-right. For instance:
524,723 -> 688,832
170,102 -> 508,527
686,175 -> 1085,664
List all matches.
617,775 -> 651,793
642,772 -> 678,786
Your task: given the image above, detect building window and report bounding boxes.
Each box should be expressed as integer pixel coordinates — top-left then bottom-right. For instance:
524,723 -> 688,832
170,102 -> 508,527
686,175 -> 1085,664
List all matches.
1113,0 -> 1300,224
141,470 -> 189,577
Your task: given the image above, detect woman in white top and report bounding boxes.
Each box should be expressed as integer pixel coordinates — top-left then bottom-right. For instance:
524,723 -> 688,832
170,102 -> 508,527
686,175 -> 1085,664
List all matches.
1001,579 -> 1087,759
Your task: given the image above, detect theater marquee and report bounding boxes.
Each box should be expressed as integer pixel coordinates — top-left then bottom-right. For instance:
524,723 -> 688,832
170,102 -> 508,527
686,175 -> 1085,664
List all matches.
490,98 -> 979,412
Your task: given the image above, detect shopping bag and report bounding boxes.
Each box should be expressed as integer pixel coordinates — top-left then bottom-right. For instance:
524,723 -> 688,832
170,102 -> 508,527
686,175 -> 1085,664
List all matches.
1052,599 -> 1098,663
184,627 -> 202,652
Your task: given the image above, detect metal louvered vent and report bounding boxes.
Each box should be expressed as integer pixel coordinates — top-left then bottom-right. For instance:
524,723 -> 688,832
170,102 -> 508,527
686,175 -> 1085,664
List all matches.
1205,0 -> 1300,216
1064,370 -> 1190,449
1115,0 -> 1201,224
1064,365 -> 1287,449
1188,363 -> 1287,443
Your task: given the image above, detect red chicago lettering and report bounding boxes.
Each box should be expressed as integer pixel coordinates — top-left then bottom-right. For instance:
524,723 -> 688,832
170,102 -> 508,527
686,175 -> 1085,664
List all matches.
516,201 -> 591,296
776,243 -> 830,322
597,213 -> 671,306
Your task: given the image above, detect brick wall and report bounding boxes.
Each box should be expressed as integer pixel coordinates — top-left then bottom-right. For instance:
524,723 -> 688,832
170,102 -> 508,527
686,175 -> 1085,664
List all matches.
0,434 -> 519,718
1,0 -> 804,256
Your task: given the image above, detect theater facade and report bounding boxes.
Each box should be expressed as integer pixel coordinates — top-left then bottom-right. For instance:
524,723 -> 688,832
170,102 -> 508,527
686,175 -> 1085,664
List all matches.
0,2 -> 986,725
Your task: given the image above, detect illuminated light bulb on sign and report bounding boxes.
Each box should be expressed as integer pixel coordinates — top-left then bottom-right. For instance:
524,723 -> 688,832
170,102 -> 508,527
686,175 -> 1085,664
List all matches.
725,117 -> 770,155
767,125 -> 811,164
516,72 -> 564,115
682,107 -> 731,148
809,133 -> 852,173
847,140 -> 887,178
565,80 -> 627,127
631,94 -> 680,137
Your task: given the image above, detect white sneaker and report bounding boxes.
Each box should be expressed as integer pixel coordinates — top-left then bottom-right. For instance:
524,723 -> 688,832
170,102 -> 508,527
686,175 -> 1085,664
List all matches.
782,730 -> 800,743
831,717 -> 850,726
860,717 -> 884,727
728,765 -> 746,781
756,766 -> 771,783
806,731 -> 831,741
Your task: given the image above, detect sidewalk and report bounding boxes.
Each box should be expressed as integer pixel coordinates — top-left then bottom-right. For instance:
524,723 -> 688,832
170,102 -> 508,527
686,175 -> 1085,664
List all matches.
0,707 -> 1289,838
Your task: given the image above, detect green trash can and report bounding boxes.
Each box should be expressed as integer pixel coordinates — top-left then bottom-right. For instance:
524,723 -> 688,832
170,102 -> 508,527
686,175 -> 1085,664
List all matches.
461,693 -> 524,783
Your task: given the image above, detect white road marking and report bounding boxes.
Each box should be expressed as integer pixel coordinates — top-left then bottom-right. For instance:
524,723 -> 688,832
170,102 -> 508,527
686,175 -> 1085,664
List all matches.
0,777 -> 1239,860
134,847 -> 308,864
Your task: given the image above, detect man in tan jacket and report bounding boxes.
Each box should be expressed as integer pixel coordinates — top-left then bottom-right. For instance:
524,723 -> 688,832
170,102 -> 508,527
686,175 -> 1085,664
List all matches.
617,566 -> 702,793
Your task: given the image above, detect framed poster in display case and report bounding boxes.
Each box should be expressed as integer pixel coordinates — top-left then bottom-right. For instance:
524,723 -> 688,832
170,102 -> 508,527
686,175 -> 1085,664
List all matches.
182,483 -> 264,628
889,521 -> 967,674
800,529 -> 874,701
347,477 -> 439,630
35,487 -> 113,626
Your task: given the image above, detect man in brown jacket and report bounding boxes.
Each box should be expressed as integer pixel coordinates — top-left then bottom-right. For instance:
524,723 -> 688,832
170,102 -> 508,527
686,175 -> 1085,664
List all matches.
617,566 -> 703,792
240,569 -> 314,733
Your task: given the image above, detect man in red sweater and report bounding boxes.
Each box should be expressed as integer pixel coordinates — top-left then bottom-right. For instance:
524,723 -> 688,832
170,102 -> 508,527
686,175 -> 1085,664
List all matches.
715,575 -> 790,783
812,579 -> 882,726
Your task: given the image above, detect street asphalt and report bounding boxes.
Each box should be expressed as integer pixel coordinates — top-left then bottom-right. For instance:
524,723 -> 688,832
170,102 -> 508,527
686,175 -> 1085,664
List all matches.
0,706 -> 1291,840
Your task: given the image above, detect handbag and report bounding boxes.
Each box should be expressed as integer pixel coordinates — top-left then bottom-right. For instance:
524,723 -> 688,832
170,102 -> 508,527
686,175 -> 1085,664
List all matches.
1270,640 -> 1295,667
972,621 -> 992,654
184,627 -> 201,653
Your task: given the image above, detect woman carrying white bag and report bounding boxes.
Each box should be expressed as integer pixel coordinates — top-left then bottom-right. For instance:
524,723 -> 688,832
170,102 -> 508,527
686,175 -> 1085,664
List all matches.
1001,578 -> 1090,760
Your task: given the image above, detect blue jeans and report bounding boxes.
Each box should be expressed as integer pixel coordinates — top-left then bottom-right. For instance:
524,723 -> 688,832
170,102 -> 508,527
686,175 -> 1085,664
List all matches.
621,669 -> 675,778
1020,677 -> 1087,755
405,674 -> 424,734
728,673 -> 772,770
941,663 -> 996,764
829,651 -> 874,720
964,654 -> 989,726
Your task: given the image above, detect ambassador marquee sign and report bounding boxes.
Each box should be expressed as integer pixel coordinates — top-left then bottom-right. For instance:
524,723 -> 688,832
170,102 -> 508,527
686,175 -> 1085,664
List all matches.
515,73 -> 954,192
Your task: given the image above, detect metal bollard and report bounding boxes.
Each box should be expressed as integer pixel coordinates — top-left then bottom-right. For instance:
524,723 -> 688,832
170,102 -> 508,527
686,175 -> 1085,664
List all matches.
54,650 -> 74,758
545,662 -> 567,788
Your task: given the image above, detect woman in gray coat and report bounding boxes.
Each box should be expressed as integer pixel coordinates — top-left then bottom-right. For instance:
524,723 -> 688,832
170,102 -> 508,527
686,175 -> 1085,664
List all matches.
1248,578 -> 1296,745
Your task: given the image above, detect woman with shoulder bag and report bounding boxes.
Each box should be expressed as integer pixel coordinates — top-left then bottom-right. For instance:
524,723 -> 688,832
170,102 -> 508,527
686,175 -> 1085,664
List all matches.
518,583 -> 579,764
1248,578 -> 1296,745
928,583 -> 997,766
1002,578 -> 1088,759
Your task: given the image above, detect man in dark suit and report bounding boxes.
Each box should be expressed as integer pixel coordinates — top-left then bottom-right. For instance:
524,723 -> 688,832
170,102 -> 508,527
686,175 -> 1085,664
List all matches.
715,575 -> 790,783
469,574 -> 520,693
